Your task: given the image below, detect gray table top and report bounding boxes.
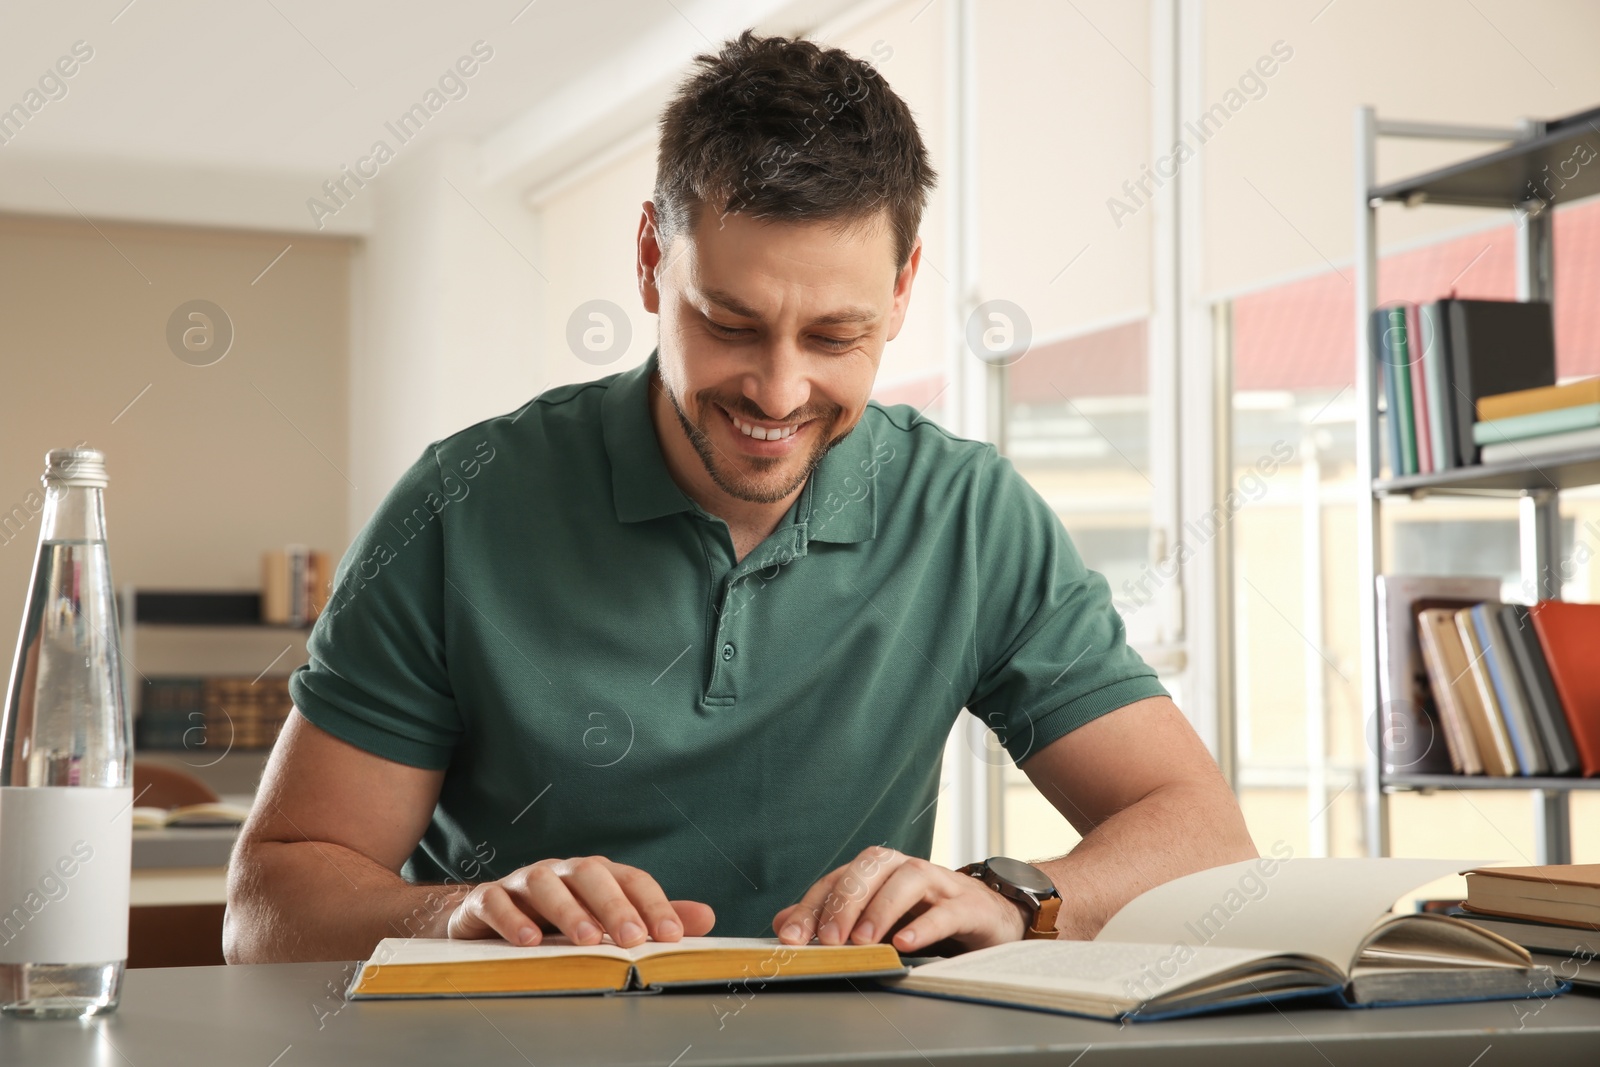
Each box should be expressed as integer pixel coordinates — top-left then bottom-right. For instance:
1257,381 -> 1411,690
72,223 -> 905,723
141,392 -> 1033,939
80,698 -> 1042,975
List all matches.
132,826 -> 239,870
4,961 -> 1599,1066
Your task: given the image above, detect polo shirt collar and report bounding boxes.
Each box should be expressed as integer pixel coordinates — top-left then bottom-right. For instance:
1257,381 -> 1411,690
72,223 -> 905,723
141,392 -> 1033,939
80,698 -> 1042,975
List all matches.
600,349 -> 877,544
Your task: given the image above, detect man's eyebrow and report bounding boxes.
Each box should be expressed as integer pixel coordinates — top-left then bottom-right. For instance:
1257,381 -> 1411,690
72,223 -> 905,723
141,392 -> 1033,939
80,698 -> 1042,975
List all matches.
700,287 -> 878,327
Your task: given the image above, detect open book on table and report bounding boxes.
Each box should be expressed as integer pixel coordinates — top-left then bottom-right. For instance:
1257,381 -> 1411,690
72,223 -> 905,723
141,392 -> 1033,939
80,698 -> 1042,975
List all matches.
347,935 -> 905,999
883,857 -> 1562,1022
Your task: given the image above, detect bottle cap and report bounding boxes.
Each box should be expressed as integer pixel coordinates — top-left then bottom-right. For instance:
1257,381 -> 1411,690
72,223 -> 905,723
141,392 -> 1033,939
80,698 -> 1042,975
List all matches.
43,447 -> 108,489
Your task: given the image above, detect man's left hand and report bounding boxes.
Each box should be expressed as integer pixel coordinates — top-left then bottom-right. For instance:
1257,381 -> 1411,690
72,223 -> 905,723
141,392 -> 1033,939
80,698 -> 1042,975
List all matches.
772,846 -> 1032,954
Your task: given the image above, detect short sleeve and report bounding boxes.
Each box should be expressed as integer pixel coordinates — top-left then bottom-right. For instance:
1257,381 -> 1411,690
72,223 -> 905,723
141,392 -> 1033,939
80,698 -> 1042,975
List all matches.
965,448 -> 1167,764
287,444 -> 461,769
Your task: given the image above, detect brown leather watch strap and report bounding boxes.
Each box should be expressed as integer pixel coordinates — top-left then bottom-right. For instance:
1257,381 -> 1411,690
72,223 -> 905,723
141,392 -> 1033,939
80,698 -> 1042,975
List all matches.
1025,894 -> 1062,940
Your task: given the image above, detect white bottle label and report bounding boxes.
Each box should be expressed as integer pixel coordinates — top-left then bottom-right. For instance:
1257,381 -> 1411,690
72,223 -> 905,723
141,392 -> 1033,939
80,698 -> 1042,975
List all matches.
0,786 -> 132,964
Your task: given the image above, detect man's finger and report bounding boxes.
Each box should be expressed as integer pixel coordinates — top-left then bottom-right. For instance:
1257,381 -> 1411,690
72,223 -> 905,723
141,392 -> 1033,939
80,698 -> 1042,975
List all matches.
775,869 -> 843,944
669,900 -> 716,936
816,847 -> 905,946
565,858 -> 651,946
849,861 -> 941,946
508,864 -> 604,944
450,882 -> 542,945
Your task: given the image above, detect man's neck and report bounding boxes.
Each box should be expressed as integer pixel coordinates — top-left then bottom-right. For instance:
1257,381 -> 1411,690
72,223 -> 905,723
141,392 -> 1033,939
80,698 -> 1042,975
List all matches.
647,368 -> 801,560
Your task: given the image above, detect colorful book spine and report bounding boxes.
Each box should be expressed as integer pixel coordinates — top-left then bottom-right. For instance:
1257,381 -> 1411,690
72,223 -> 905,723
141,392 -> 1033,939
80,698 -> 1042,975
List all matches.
1480,425 -> 1600,466
1471,605 -> 1547,776
1383,306 -> 1418,475
1420,301 -> 1454,471
1477,377 -> 1600,422
1407,303 -> 1433,473
1474,402 -> 1600,446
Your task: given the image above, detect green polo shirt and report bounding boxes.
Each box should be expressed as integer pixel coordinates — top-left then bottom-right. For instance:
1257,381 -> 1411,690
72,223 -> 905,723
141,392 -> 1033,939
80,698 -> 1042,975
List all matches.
288,350 -> 1165,936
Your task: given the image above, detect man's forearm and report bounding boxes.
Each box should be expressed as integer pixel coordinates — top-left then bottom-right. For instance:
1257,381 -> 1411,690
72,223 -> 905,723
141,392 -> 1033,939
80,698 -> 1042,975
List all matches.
1033,777 -> 1257,940
224,838 -> 470,964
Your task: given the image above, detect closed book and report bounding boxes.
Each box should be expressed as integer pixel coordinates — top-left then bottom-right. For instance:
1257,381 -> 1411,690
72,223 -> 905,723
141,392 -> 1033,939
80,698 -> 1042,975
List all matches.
1527,601 -> 1600,776
1480,424 -> 1600,465
1419,301 -> 1455,471
1499,604 -> 1582,776
1463,864 -> 1600,930
1416,609 -> 1486,774
1381,305 -> 1419,475
1474,402 -> 1600,446
1376,576 -> 1499,774
1372,309 -> 1406,479
1477,377 -> 1600,421
1470,604 -> 1548,775
1453,911 -> 1600,955
1453,608 -> 1519,776
1446,299 -> 1557,466
307,550 -> 332,622
286,543 -> 309,626
1406,304 -> 1433,473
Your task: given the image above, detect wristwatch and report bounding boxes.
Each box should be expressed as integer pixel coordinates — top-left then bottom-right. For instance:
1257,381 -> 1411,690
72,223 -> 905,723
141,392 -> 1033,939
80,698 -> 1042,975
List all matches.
957,856 -> 1062,940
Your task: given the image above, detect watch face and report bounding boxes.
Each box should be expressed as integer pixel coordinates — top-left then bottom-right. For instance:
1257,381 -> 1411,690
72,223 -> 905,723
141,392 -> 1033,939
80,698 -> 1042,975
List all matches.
987,856 -> 1056,896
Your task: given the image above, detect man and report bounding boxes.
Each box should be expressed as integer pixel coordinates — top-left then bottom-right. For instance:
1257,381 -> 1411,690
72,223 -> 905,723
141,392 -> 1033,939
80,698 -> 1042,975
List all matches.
224,31 -> 1254,965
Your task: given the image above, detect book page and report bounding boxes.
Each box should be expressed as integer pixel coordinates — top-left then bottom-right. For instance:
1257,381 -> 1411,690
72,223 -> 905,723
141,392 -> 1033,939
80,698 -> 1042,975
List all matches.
1094,857 -> 1482,976
892,940 -> 1299,1001
365,936 -> 636,968
625,936 -> 810,959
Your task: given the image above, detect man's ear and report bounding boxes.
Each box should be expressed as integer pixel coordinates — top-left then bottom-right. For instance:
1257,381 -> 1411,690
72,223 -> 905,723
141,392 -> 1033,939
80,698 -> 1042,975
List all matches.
884,236 -> 922,343
637,201 -> 664,315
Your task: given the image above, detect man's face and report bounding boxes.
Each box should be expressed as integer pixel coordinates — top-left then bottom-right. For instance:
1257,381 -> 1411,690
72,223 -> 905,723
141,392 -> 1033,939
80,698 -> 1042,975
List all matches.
638,204 -> 919,505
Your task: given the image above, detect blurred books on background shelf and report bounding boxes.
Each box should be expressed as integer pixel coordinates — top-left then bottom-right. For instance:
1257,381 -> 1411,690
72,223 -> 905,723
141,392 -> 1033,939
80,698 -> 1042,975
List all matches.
1376,576 -> 1600,778
261,544 -> 331,626
1475,379 -> 1600,464
1371,297 -> 1557,476
136,675 -> 293,753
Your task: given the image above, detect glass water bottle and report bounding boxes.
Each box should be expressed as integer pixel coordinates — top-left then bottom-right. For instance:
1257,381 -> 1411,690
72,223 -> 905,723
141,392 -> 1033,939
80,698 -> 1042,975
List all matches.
0,447 -> 133,1018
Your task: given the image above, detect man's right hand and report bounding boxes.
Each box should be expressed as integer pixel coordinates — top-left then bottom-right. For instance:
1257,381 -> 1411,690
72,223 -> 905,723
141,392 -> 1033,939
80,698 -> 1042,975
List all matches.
446,855 -> 715,948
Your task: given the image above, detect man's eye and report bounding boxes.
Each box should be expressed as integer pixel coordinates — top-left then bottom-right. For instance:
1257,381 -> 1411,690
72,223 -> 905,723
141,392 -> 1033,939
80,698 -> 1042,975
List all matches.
815,335 -> 857,351
705,320 -> 749,338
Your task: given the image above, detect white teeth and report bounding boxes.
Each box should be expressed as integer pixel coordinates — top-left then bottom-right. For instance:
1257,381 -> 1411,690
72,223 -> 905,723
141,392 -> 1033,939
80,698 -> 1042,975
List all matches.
729,410 -> 798,441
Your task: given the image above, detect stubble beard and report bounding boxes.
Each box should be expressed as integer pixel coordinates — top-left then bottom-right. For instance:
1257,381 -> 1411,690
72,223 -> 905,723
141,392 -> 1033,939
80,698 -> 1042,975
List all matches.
663,381 -> 848,505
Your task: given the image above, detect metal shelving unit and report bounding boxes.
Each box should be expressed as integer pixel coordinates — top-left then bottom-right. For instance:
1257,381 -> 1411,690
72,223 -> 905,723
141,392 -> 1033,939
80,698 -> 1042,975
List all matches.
1356,104 -> 1600,866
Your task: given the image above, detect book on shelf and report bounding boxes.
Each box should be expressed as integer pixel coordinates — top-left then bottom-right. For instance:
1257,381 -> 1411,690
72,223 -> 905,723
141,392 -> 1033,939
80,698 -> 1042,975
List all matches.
1527,601 -> 1600,776
1377,304 -> 1419,476
1474,402 -> 1600,447
1418,301 -> 1454,471
1370,298 -> 1555,476
1445,299 -> 1557,467
1480,424 -> 1600,466
347,936 -> 904,999
134,676 -> 206,750
136,675 -> 291,753
1469,604 -> 1550,776
1499,605 -> 1583,775
882,858 -> 1556,1022
1406,302 -> 1434,473
1463,864 -> 1600,931
1477,377 -> 1600,422
260,545 -> 332,626
1415,608 -> 1486,774
1375,575 -> 1499,775
131,801 -> 251,830
1452,607 -> 1522,776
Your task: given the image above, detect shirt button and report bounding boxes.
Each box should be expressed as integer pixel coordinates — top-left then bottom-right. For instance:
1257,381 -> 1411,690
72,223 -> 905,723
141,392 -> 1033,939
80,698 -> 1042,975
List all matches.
721,643 -> 736,661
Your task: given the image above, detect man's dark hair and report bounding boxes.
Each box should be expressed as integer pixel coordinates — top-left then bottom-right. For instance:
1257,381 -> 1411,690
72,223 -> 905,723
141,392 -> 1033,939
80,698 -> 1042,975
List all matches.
654,30 -> 936,270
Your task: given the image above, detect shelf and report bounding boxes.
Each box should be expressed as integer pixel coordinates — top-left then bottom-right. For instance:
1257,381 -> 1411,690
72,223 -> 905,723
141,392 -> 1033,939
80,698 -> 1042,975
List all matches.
1369,106 -> 1600,209
121,590 -> 311,629
1385,773 -> 1600,793
1373,444 -> 1600,497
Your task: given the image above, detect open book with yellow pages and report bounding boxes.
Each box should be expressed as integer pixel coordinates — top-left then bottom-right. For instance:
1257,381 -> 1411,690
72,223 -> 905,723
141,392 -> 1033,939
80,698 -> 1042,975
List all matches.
348,935 -> 904,999
883,857 -> 1562,1022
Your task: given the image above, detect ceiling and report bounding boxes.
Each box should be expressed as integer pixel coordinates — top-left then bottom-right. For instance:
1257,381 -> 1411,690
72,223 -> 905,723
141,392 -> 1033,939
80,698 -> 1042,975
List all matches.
0,0 -> 867,218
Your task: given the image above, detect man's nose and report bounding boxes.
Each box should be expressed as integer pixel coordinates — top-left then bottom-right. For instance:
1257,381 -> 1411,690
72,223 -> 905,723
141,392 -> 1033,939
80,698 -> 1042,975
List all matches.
742,341 -> 811,420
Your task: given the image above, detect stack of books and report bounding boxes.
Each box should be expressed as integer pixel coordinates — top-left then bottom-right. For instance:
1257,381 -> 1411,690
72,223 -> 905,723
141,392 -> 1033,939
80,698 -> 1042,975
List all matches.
261,544 -> 332,626
1474,378 -> 1600,465
1370,297 -> 1555,476
1457,864 -> 1600,991
136,674 -> 292,752
1377,576 -> 1600,778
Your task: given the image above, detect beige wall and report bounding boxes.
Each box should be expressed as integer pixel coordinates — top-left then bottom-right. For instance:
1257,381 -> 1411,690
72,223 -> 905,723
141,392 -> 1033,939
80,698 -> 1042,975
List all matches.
1202,0 -> 1600,297
0,213 -> 352,676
